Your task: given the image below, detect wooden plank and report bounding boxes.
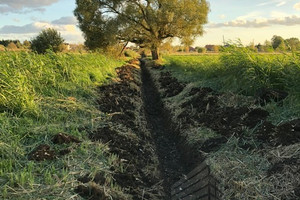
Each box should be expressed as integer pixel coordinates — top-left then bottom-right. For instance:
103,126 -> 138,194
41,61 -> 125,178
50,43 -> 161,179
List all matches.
183,185 -> 209,200
176,177 -> 210,198
171,161 -> 222,200
185,161 -> 208,180
172,168 -> 209,196
172,175 -> 188,190
172,161 -> 208,190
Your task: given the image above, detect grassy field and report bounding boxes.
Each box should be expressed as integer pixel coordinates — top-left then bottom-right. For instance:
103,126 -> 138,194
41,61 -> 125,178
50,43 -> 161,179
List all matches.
0,51 -> 124,199
163,48 -> 300,123
159,48 -> 300,199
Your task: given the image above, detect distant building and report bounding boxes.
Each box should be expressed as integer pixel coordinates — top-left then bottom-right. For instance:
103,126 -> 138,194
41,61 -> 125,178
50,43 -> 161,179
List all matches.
189,46 -> 196,52
64,43 -> 71,50
205,45 -> 215,51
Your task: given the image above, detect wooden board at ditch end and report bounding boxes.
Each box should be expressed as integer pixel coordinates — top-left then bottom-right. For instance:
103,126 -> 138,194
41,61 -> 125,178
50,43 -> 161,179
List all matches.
171,161 -> 222,200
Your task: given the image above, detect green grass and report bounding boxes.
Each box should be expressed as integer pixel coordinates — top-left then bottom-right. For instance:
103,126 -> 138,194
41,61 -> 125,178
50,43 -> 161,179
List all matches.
163,47 -> 300,122
0,51 -> 123,199
160,47 -> 300,199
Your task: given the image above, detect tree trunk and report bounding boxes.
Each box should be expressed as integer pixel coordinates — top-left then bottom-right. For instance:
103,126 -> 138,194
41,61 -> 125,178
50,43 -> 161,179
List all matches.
151,47 -> 159,60
119,41 -> 129,57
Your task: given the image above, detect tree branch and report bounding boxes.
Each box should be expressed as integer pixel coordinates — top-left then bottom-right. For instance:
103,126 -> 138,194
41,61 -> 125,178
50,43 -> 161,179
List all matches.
101,2 -> 151,32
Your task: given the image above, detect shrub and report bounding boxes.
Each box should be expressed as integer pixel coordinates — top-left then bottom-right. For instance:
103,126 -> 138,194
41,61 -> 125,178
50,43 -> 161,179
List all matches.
0,44 -> 5,51
7,42 -> 17,50
31,28 -> 65,54
197,47 -> 206,53
23,40 -> 31,49
124,49 -> 140,58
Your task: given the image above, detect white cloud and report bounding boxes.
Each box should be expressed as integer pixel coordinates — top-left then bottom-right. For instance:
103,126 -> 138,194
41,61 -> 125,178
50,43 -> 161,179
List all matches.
0,16 -> 84,43
52,17 -> 77,25
219,14 -> 226,19
236,12 -> 262,20
208,14 -> 300,28
276,1 -> 286,7
0,0 -> 58,13
270,11 -> 289,18
257,0 -> 278,6
257,0 -> 291,7
294,2 -> 300,10
0,22 -> 76,34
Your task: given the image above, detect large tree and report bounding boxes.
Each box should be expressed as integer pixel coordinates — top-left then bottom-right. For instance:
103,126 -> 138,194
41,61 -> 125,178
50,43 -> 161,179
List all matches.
74,0 -> 209,59
285,37 -> 300,51
271,35 -> 286,51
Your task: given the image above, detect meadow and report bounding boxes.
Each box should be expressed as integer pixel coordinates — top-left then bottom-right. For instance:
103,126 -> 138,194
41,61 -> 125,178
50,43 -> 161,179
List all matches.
0,51 -> 123,199
163,48 -> 300,122
1,47 -> 299,199
160,48 -> 300,199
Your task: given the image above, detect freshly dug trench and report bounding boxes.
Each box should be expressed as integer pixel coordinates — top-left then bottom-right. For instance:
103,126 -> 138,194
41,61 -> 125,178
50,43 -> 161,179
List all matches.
77,61 -> 190,199
141,60 -> 188,198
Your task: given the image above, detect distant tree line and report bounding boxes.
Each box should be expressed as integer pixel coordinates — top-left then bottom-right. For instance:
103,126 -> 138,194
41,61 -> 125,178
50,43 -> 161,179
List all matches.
159,35 -> 300,54
250,35 -> 300,52
0,39 -> 31,50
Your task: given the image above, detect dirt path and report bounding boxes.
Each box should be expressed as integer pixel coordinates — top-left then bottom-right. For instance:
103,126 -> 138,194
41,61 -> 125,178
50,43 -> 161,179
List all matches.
141,60 -> 186,198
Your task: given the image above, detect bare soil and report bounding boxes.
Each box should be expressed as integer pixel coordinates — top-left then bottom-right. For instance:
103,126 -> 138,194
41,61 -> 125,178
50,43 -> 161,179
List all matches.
77,61 -> 181,199
28,133 -> 81,161
169,76 -> 300,147
28,144 -> 56,161
141,61 -> 187,197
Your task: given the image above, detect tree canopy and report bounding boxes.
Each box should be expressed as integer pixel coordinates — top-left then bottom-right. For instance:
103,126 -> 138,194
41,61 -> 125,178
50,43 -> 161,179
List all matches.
31,28 -> 65,54
74,0 -> 210,59
271,35 -> 286,51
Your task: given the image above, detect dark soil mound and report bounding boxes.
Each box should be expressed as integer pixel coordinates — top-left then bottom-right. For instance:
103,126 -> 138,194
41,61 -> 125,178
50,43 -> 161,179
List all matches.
188,87 -> 214,96
159,71 -> 186,97
116,64 -> 140,84
52,133 -> 81,144
155,73 -> 297,147
256,119 -> 300,146
28,144 -> 56,161
276,119 -> 300,145
256,121 -> 276,142
75,183 -> 128,200
97,64 -> 141,114
256,88 -> 288,106
90,126 -> 152,163
97,83 -> 138,113
110,110 -> 136,128
198,136 -> 228,153
78,62 -> 166,200
267,157 -> 299,176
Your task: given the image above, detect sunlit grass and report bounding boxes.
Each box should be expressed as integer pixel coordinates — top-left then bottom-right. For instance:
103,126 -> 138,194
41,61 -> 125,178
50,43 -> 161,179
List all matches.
160,47 -> 300,199
163,47 -> 300,121
0,51 -> 123,199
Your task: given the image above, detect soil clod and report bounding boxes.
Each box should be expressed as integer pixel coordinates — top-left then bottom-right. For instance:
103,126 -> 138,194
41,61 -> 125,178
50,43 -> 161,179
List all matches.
52,133 -> 81,144
159,71 -> 186,97
256,88 -> 288,105
28,144 -> 56,161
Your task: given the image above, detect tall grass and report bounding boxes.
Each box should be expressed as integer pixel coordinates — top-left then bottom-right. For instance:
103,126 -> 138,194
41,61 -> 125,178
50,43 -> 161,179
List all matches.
164,47 -> 300,121
0,51 -> 123,199
0,51 -> 120,115
163,47 -> 300,200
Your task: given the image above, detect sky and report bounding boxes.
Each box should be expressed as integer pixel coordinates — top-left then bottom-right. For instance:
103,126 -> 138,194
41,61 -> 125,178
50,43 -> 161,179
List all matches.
0,0 -> 300,46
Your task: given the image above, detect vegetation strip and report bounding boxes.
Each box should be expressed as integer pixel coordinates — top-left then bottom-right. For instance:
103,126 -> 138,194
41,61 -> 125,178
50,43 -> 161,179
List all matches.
148,54 -> 300,199
0,51 -> 123,199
